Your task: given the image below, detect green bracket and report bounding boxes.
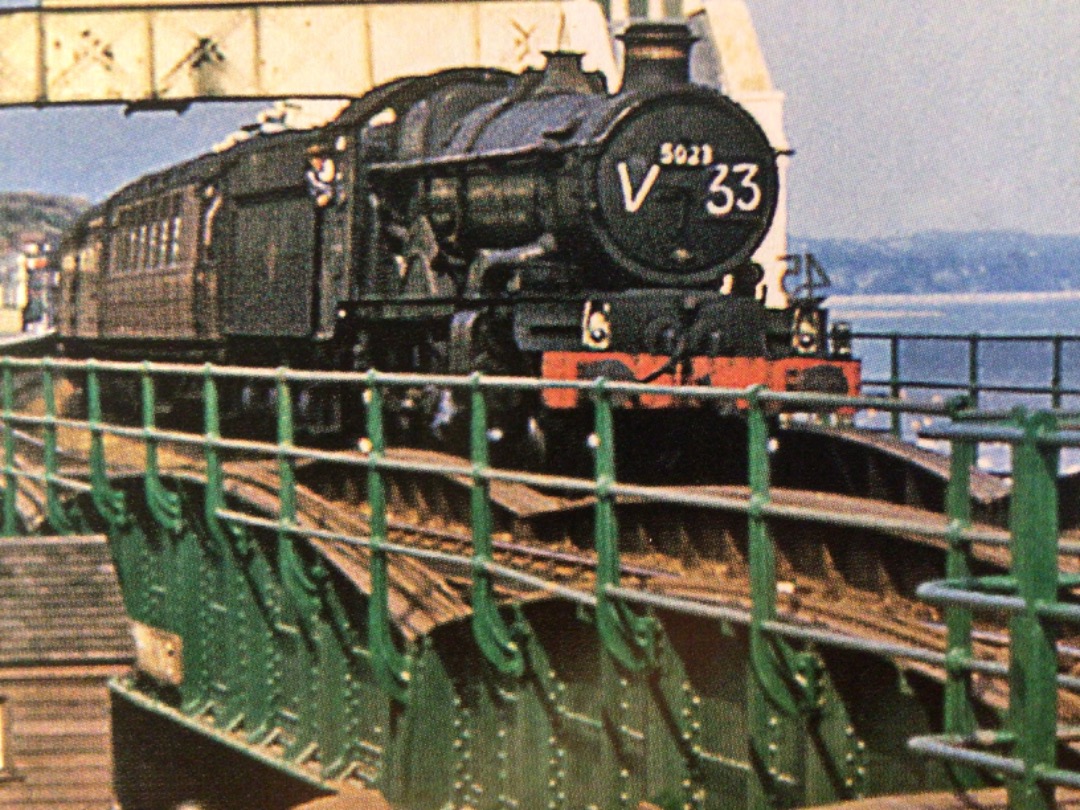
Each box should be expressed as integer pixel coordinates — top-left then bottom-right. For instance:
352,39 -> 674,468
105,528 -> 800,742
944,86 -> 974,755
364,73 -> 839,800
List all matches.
275,371 -> 322,624
202,367 -> 245,557
745,387 -> 819,807
468,375 -> 524,677
746,389 -> 802,718
41,359 -> 75,534
139,364 -> 181,531
1,360 -> 18,536
85,361 -> 128,528
591,380 -> 655,673
364,374 -> 412,703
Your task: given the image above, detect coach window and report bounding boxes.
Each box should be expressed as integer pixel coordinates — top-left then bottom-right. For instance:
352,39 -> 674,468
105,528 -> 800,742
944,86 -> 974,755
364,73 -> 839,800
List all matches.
138,224 -> 148,271
150,221 -> 161,270
0,696 -> 16,781
156,219 -> 166,267
126,229 -> 137,272
143,221 -> 152,270
170,214 -> 182,265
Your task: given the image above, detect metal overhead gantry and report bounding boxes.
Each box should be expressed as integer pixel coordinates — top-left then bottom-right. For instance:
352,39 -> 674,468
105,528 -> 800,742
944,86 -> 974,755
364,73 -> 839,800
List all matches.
0,0 -> 619,108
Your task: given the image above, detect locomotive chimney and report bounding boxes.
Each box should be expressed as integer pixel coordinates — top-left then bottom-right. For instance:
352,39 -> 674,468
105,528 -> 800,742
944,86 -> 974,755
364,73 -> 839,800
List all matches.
617,22 -> 696,93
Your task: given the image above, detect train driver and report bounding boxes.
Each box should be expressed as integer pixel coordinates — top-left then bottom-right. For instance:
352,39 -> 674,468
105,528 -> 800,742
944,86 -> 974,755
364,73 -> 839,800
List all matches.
305,144 -> 338,208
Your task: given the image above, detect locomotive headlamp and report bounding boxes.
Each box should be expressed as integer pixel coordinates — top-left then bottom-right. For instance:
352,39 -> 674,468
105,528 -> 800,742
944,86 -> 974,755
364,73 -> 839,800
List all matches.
792,307 -> 822,356
831,321 -> 853,358
582,301 -> 612,350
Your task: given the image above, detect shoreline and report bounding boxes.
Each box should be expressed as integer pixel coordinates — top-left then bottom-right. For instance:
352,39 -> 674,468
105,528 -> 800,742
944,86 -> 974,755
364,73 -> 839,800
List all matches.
826,290 -> 1080,307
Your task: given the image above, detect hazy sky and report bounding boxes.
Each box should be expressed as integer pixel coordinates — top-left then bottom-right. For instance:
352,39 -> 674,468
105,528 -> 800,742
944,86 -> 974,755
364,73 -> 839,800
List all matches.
0,0 -> 1075,239
750,0 -> 1079,238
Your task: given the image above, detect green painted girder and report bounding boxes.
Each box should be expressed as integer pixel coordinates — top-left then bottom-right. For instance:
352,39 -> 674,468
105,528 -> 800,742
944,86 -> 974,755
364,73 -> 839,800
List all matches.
2,358 -> 1078,807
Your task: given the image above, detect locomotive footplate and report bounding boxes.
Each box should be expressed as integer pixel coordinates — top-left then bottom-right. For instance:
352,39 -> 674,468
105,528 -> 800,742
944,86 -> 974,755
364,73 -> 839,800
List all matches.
540,351 -> 861,408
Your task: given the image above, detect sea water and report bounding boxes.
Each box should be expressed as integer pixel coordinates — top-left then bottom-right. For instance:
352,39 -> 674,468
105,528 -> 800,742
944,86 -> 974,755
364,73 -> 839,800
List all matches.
827,291 -> 1080,473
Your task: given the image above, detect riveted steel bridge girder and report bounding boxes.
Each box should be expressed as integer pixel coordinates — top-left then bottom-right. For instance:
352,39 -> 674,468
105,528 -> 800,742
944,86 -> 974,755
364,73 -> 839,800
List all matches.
3,358 -> 1080,809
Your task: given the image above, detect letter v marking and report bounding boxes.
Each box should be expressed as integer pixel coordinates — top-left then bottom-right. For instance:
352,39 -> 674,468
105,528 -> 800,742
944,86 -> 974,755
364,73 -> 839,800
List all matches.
617,162 -> 661,213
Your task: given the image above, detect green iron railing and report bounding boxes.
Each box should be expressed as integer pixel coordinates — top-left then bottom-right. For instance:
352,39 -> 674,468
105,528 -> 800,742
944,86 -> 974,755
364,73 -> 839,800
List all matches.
0,356 -> 1077,808
911,412 -> 1080,807
853,332 -> 1080,437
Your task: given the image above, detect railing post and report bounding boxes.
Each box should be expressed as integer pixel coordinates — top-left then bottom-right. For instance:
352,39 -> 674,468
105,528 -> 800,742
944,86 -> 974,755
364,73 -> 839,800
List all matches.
1008,409 -> 1059,810
202,366 -> 232,553
86,360 -> 126,527
41,358 -> 73,533
1,359 -> 17,536
363,372 -> 411,702
140,364 -> 181,531
889,334 -> 902,437
967,335 -> 980,409
942,416 -> 977,787
746,386 -> 801,807
274,370 -> 323,762
1051,337 -> 1063,410
468,373 -> 523,676
591,379 -> 654,672
276,371 -> 319,618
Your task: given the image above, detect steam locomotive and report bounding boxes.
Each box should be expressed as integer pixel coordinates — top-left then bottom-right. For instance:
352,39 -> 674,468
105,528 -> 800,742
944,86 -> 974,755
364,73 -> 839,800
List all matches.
56,22 -> 858,461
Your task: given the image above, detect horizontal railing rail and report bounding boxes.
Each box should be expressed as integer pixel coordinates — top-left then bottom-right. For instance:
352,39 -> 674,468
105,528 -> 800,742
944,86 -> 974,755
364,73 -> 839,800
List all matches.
0,355 -> 1076,808
852,331 -> 1080,438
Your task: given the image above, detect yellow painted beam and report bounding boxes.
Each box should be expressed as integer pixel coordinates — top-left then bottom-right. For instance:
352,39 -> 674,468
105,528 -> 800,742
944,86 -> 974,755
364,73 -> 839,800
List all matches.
0,0 -> 616,107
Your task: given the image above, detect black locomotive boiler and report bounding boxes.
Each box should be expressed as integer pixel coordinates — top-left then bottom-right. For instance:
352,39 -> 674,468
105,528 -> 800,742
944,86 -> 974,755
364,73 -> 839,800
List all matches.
56,22 -> 859,463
